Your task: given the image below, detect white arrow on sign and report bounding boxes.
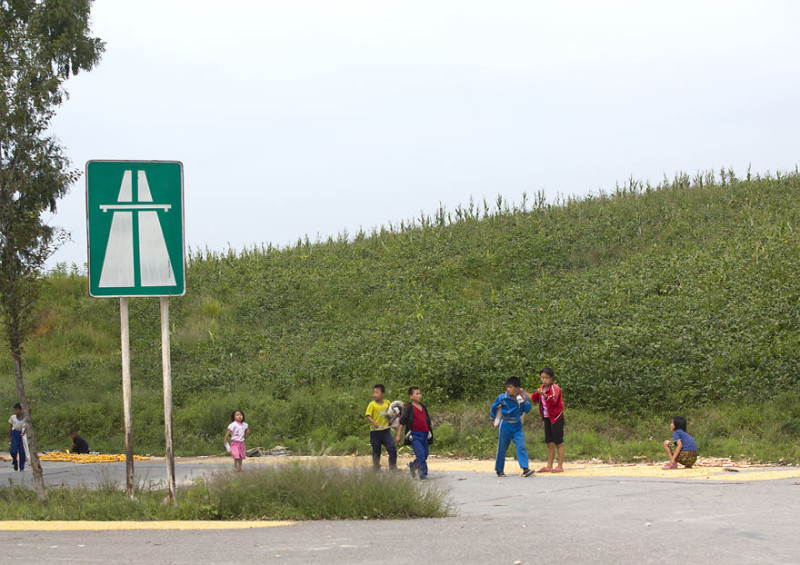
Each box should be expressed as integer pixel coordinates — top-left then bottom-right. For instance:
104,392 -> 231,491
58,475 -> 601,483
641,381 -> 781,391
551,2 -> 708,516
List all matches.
98,170 -> 176,288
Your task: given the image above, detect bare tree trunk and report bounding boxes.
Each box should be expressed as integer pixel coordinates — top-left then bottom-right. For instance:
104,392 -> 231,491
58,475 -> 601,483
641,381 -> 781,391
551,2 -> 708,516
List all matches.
12,353 -> 46,501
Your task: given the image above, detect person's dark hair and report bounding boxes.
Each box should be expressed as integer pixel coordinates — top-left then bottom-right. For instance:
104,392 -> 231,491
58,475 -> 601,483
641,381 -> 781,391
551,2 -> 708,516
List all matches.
505,376 -> 522,388
69,429 -> 77,435
373,384 -> 385,393
231,409 -> 245,422
672,416 -> 687,431
539,367 -> 555,378
408,386 -> 420,396
13,402 -> 21,410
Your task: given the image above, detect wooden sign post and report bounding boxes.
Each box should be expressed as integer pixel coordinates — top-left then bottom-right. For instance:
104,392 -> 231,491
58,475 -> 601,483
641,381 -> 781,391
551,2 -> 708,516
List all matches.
87,161 -> 185,500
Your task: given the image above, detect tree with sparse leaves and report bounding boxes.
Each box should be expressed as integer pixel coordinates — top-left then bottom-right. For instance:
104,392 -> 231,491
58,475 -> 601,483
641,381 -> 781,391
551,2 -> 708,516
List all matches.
0,0 -> 103,500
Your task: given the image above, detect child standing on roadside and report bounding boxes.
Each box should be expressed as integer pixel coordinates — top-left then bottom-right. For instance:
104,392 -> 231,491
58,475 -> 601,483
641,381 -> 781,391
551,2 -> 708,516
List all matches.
365,384 -> 398,470
662,415 -> 698,469
530,367 -> 565,473
395,386 -> 433,480
8,403 -> 26,472
223,409 -> 249,472
490,377 -> 534,477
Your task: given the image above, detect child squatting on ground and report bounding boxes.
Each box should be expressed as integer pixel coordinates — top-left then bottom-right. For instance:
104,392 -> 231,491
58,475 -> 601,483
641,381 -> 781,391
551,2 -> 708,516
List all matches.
490,377 -> 534,477
395,386 -> 433,480
365,384 -> 398,470
8,403 -> 26,472
224,409 -> 250,472
529,367 -> 565,473
69,430 -> 90,454
662,415 -> 698,469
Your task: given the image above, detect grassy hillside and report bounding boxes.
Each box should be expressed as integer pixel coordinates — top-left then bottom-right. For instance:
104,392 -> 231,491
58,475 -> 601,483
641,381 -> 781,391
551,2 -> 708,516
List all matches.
3,168 -> 800,461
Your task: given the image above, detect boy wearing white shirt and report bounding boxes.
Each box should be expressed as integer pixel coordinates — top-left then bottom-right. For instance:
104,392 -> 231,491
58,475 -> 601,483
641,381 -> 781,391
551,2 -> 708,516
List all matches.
8,403 -> 26,471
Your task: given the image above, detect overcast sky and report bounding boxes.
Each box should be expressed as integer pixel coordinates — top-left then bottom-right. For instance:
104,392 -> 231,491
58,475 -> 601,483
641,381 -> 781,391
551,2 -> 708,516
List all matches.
47,0 -> 800,268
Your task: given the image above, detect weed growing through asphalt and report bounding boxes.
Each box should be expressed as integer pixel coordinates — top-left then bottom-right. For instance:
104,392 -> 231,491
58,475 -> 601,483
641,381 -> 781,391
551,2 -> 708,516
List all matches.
0,464 -> 452,521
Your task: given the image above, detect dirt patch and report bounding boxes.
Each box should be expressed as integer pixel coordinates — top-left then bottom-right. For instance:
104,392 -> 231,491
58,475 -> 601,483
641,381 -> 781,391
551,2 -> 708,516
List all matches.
175,454 -> 800,481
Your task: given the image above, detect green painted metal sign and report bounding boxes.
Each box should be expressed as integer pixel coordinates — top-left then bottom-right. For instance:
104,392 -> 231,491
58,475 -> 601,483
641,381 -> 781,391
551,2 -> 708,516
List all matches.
86,161 -> 185,297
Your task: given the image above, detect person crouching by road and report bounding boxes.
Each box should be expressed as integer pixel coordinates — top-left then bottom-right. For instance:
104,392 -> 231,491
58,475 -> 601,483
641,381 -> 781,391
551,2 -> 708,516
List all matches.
662,415 -> 698,470
69,430 -> 90,454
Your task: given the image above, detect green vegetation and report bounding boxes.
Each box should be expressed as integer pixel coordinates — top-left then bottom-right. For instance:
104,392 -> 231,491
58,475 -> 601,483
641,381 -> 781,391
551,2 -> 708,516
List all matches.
0,464 -> 451,520
2,168 -> 800,462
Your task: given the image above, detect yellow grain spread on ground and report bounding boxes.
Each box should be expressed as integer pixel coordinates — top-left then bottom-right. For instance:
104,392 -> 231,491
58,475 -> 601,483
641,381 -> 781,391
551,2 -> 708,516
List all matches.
37,451 -> 151,463
203,454 -> 800,481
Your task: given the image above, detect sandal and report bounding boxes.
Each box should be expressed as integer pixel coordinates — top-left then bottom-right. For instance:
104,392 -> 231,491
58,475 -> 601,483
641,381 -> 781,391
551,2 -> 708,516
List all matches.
537,467 -> 551,473
662,463 -> 678,470
551,468 -> 564,473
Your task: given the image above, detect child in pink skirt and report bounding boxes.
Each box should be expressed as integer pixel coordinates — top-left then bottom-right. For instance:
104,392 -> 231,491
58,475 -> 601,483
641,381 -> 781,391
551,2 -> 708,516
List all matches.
223,409 -> 250,471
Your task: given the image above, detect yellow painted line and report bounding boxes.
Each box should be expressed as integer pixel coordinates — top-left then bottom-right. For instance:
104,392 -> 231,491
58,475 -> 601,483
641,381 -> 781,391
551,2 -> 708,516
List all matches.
0,520 -> 297,531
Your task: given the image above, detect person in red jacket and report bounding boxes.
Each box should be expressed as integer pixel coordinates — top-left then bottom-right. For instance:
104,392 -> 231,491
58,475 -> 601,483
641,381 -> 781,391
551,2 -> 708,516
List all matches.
529,367 -> 565,473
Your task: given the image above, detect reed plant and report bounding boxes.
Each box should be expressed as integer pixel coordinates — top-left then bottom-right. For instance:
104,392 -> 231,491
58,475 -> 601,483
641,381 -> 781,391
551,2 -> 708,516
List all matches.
0,464 -> 451,520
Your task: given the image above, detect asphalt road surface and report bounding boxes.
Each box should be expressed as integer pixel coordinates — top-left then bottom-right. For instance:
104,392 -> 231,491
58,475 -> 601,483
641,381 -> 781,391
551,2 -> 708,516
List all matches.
1,460 -> 799,564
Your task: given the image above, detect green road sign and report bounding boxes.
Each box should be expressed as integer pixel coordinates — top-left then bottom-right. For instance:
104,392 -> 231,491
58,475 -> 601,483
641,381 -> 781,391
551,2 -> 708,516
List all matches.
86,161 -> 185,297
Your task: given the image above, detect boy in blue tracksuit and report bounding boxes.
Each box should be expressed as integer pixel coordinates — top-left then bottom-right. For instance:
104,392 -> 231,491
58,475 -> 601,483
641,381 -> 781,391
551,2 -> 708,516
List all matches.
490,377 -> 534,477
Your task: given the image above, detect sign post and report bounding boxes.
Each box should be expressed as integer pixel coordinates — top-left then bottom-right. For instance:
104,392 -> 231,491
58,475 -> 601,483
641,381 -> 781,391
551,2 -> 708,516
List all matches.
86,161 -> 185,500
160,297 -> 176,501
120,297 -> 133,499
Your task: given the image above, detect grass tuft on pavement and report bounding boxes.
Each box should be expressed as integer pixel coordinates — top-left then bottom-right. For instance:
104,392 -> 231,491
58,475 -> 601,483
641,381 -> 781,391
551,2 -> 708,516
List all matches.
0,464 -> 451,521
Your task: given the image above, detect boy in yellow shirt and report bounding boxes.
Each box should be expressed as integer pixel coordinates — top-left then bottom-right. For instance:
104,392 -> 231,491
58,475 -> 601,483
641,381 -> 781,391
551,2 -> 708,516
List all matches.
365,384 -> 397,470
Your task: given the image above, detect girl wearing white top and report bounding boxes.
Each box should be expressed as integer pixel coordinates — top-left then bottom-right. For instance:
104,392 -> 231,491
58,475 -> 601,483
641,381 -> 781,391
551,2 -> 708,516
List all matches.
223,410 -> 250,472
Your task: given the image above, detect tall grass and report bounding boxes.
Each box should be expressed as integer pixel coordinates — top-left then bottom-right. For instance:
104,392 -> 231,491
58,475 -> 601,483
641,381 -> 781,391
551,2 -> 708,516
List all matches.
0,465 -> 451,520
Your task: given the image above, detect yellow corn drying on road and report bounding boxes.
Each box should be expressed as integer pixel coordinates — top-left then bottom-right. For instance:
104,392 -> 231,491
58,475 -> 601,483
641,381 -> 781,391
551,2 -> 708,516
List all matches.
38,451 -> 150,464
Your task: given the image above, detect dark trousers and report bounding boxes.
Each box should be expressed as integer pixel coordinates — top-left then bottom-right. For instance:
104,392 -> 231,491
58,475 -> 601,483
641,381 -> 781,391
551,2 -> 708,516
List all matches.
370,429 -> 397,469
10,430 -> 25,470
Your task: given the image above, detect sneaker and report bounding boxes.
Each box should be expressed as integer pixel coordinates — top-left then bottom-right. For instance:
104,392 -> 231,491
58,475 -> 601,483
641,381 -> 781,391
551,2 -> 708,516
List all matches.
496,471 -> 507,477
521,468 -> 535,477
408,461 -> 418,477
419,475 -> 428,481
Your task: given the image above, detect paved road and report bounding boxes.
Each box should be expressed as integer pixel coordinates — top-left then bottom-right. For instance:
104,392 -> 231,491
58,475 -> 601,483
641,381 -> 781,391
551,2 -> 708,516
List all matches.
2,461 -> 799,564
2,458 -> 229,489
